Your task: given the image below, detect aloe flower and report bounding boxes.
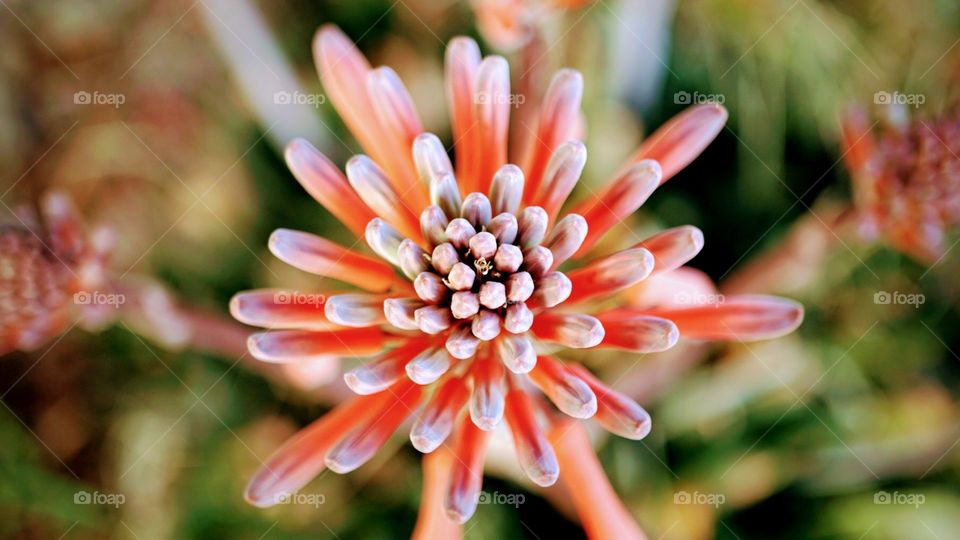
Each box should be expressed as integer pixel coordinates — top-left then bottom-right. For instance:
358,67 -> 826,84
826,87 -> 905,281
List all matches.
841,107 -> 960,262
1,191 -> 197,357
233,25 -> 803,533
470,0 -> 595,51
1,191 -> 114,355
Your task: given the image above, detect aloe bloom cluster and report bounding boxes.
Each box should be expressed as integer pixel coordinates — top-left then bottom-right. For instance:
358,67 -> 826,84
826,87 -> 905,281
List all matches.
231,25 -> 803,533
1,192 -> 113,355
842,108 -> 960,262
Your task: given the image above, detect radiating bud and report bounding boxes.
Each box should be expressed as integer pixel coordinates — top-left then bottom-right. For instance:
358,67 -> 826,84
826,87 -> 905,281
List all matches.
471,309 -> 502,341
411,377 -> 469,452
344,350 -> 410,394
444,420 -> 489,523
469,358 -> 505,430
504,302 -> 533,333
383,298 -> 422,330
398,239 -> 429,280
325,382 -> 422,473
543,214 -> 587,268
504,386 -> 559,486
420,205 -> 450,247
431,242 -> 460,275
414,272 -> 448,303
532,272 -> 572,308
324,294 -> 387,327
365,218 -> 403,266
566,248 -> 654,304
431,172 -> 463,219
406,347 -> 452,385
531,313 -> 605,348
446,324 -> 481,359
495,335 -> 537,373
413,133 -> 453,184
461,193 -> 492,228
445,218 -> 476,249
517,206 -> 548,248
479,281 -> 506,309
450,291 -> 480,319
529,355 -> 597,419
468,231 -> 498,260
522,246 -> 553,277
489,164 -> 524,215
415,305 -> 453,334
505,271 -> 534,302
566,364 -> 652,440
486,213 -> 518,244
447,262 -> 476,291
494,244 -> 522,273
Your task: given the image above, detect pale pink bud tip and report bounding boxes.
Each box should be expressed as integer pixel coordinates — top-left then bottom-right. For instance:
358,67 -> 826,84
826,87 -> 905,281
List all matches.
496,336 -> 537,374
432,243 -> 460,275
489,164 -> 524,215
415,306 -> 453,334
534,272 -> 572,308
494,244 -> 523,273
469,231 -> 498,260
445,218 -> 477,249
504,303 -> 534,334
406,348 -> 451,385
518,206 -> 548,248
461,192 -> 492,228
450,291 -> 481,319
479,281 -> 507,309
383,298 -> 422,331
324,294 -> 386,327
471,309 -> 502,341
447,262 -> 477,291
446,325 -> 481,359
505,272 -> 534,303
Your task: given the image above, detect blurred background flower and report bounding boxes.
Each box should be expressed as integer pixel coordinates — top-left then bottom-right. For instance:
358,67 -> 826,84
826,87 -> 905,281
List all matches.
0,0 -> 958,539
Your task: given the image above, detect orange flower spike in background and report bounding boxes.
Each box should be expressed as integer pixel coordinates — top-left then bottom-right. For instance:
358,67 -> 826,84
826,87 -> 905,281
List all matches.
234,25 -> 803,532
841,107 -> 960,262
1,191 -> 113,355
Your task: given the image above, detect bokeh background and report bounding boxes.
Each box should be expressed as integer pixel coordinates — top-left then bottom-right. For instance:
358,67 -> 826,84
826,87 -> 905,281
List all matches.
2,0 -> 959,538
